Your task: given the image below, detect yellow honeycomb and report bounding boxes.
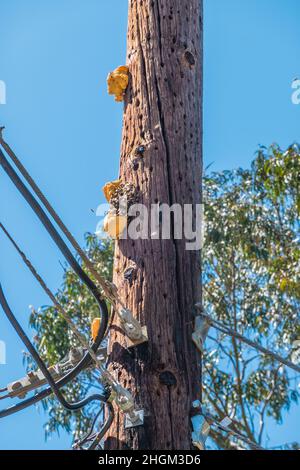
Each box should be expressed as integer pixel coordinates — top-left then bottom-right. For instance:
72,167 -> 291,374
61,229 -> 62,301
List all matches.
103,212 -> 127,239
107,65 -> 129,102
102,179 -> 122,203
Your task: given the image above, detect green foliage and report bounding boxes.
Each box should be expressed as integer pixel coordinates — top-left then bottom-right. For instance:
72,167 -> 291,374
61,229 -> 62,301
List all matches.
203,144 -> 300,448
27,144 -> 299,448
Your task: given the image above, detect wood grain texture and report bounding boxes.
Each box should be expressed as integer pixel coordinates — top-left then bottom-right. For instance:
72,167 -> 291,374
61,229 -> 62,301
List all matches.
105,0 -> 203,450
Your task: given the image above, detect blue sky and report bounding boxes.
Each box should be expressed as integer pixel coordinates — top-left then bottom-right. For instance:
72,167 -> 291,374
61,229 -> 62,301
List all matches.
0,0 -> 299,450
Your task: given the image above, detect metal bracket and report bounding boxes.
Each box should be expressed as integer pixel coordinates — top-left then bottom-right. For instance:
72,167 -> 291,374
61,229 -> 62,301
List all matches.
118,308 -> 148,347
191,400 -> 210,450
192,315 -> 210,353
104,281 -> 148,347
100,369 -> 144,428
124,409 -> 144,429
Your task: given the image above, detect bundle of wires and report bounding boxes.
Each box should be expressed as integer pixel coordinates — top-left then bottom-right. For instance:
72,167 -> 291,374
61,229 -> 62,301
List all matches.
0,143 -> 113,450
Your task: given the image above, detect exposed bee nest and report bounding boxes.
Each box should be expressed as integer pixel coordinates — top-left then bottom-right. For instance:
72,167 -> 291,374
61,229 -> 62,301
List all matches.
109,182 -> 138,215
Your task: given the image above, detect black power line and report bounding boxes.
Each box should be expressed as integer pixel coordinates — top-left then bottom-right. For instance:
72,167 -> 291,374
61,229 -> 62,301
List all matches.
0,147 -> 109,342
0,145 -> 114,448
198,309 -> 300,374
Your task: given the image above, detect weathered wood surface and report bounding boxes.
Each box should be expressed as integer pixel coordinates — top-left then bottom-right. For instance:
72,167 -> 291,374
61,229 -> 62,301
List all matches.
106,0 -> 203,450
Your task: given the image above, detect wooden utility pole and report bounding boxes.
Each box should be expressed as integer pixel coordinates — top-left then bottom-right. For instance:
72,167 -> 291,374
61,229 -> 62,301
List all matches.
106,0 -> 203,450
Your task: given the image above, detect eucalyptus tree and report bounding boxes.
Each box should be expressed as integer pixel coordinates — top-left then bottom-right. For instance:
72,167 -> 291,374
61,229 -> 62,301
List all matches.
203,144 -> 300,449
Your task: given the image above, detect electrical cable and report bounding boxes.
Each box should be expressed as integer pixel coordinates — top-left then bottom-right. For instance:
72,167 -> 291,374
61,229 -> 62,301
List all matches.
0,221 -> 108,370
0,145 -> 110,368
0,135 -> 145,446
0,186 -> 127,434
0,394 -> 9,401
0,284 -> 108,410
199,408 -> 265,450
0,146 -> 116,447
0,285 -> 113,447
0,148 -> 109,345
0,134 -> 148,346
0,213 -> 108,418
0,130 -> 121,308
198,310 -> 300,374
0,221 -> 136,411
0,135 -> 144,449
0,224 -> 110,416
88,402 -> 114,450
74,407 -> 104,449
74,401 -> 115,450
0,344 -> 98,419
